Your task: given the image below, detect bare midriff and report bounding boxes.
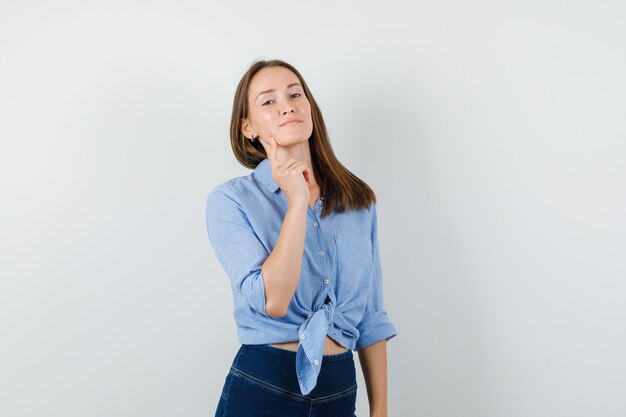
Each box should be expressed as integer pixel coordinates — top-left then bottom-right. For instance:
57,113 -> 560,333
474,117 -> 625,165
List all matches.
270,335 -> 348,355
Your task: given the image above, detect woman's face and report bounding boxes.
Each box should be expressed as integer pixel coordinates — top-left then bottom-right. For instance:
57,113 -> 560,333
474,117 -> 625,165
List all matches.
242,66 -> 314,147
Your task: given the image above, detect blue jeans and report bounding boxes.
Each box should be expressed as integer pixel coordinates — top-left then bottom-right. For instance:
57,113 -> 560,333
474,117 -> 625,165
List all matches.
214,344 -> 358,417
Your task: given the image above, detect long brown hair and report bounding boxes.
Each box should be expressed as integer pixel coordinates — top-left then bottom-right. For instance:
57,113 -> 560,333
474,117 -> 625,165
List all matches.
230,58 -> 376,217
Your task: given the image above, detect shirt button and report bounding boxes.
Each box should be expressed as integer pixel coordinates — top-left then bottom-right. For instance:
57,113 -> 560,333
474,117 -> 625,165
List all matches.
313,359 -> 319,365
319,201 -> 324,206
313,221 -> 318,227
318,250 -> 324,256
300,333 -> 306,340
323,278 -> 330,285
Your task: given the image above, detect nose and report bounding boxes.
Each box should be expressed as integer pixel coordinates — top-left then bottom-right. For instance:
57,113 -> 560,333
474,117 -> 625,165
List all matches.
281,102 -> 295,115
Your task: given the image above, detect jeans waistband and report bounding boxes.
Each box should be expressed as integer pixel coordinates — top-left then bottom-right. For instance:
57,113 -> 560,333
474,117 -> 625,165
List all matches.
231,344 -> 356,398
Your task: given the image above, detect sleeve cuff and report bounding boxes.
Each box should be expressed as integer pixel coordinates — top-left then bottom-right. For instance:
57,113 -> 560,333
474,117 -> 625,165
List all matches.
354,310 -> 398,350
242,269 -> 268,316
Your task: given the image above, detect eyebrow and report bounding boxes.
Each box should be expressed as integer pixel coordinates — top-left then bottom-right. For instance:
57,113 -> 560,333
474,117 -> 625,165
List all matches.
255,83 -> 302,101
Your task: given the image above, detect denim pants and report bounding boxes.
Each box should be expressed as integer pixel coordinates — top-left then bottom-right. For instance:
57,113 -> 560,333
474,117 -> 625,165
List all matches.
214,344 -> 357,417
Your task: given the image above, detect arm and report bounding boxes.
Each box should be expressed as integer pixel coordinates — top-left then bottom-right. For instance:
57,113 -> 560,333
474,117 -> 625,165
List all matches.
261,138 -> 312,317
358,339 -> 389,417
205,185 -> 307,318
261,200 -> 308,317
355,202 -> 398,416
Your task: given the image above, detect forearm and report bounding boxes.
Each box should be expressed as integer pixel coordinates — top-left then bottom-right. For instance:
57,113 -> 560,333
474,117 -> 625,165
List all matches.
357,339 -> 388,417
261,201 -> 308,317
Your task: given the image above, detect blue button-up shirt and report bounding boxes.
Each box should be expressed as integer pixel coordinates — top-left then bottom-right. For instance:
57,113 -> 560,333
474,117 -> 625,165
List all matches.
204,157 -> 398,395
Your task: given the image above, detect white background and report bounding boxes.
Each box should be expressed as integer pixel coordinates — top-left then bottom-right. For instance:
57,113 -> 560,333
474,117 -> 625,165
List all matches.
1,1 -> 625,416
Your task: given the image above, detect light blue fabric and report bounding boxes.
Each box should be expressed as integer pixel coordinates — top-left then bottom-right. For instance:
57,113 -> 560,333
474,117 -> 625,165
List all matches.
204,157 -> 398,395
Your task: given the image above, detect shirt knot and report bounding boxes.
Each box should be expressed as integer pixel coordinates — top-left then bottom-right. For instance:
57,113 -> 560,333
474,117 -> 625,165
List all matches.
321,301 -> 335,325
294,301 -> 337,395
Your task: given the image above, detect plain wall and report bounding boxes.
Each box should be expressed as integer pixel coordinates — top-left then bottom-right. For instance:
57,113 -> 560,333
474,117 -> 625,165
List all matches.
1,1 -> 625,416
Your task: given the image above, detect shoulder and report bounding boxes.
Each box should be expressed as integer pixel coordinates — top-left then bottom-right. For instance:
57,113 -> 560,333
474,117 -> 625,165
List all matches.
205,172 -> 258,209
360,200 -> 377,224
204,175 -> 255,239
367,200 -> 377,214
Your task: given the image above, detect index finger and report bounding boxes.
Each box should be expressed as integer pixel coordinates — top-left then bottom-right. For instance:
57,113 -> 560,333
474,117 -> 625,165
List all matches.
267,136 -> 279,168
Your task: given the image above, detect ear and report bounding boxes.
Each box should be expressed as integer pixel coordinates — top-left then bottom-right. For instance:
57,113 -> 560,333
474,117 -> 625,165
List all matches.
240,118 -> 254,140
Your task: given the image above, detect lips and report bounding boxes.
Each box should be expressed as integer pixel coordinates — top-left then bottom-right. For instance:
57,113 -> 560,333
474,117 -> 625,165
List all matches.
280,119 -> 301,126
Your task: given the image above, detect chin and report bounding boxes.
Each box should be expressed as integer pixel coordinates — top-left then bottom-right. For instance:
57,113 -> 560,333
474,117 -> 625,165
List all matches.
278,133 -> 311,144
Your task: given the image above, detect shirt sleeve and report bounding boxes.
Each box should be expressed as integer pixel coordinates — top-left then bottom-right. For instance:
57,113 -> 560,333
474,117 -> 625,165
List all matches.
355,202 -> 398,350
204,184 -> 269,316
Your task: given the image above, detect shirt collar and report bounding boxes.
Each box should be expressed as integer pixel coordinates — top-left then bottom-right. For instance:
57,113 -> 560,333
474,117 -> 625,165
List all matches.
253,158 -> 280,193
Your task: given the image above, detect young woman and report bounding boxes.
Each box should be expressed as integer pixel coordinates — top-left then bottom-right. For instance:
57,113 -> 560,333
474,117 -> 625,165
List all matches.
205,59 -> 398,417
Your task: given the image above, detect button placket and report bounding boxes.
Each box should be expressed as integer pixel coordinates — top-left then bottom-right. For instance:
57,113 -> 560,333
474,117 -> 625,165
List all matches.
315,211 -> 334,319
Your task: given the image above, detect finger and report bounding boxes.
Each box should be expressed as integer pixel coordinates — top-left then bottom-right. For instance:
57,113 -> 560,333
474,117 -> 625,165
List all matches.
280,157 -> 299,172
267,136 -> 276,168
267,137 -> 278,169
293,163 -> 311,185
284,161 -> 309,180
302,168 -> 311,185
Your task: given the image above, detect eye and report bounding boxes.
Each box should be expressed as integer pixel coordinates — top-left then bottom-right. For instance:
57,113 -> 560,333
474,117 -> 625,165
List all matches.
261,99 -> 274,106
291,93 -> 301,98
